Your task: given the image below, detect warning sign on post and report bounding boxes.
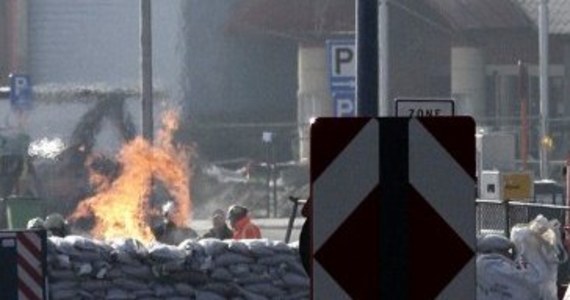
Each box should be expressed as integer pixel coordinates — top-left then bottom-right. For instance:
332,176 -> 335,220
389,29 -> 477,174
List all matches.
308,117 -> 476,299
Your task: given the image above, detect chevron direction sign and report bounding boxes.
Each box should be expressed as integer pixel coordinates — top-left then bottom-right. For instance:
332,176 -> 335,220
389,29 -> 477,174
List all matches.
0,230 -> 48,300
310,117 -> 476,299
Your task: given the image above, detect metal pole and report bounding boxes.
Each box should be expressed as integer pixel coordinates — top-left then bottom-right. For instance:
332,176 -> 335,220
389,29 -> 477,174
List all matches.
272,143 -> 277,217
539,0 -> 549,179
378,0 -> 389,116
356,0 -> 379,116
504,200 -> 511,238
518,61 -> 529,170
141,0 -> 153,141
266,143 -> 271,218
564,153 -> 570,251
285,197 -> 299,243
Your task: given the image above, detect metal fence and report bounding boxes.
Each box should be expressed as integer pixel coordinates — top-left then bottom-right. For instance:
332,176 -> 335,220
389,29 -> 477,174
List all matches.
476,199 -> 570,237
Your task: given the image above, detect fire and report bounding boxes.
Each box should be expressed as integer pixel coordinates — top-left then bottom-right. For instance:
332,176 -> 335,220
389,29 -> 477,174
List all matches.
69,111 -> 192,243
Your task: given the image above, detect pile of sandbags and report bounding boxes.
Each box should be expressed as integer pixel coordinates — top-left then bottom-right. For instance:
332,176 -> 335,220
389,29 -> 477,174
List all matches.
47,236 -> 309,300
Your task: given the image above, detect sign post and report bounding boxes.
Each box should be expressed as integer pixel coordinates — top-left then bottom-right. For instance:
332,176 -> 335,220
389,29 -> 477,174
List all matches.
307,117 -> 476,299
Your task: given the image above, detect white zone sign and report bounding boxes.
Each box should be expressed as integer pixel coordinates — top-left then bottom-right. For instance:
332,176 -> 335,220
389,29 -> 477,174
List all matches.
395,98 -> 455,117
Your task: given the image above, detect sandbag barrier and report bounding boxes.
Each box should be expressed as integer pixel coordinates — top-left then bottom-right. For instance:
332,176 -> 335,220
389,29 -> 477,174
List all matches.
47,236 -> 309,300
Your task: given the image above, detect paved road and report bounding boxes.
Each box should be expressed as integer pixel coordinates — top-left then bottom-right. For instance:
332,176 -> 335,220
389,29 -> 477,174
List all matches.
191,217 -> 306,243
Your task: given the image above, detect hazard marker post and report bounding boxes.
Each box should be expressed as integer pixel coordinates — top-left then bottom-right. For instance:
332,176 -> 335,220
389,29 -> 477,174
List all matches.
303,117 -> 476,299
0,230 -> 48,300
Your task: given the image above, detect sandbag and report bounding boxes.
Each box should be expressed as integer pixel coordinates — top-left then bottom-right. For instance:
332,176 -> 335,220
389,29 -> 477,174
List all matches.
214,252 -> 255,267
173,282 -> 195,296
106,288 -> 132,300
281,272 -> 310,288
47,235 -> 309,299
152,283 -> 176,297
195,290 -> 226,300
51,289 -> 77,300
113,278 -> 148,291
110,238 -> 148,258
244,283 -> 286,298
211,267 -> 234,282
227,240 -> 251,256
198,238 -> 229,256
148,244 -> 186,263
228,263 -> 250,275
80,280 -> 112,292
246,239 -> 275,257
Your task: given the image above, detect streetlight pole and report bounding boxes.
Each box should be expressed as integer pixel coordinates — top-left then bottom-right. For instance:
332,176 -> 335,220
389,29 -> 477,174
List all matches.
356,0 -> 379,116
538,0 -> 549,179
141,0 -> 153,142
378,0 -> 389,116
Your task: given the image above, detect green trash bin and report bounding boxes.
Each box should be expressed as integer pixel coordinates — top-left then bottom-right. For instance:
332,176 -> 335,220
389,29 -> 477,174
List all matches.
4,196 -> 44,229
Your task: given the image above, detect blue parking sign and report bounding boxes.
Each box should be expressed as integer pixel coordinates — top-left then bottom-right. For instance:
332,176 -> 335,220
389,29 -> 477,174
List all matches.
9,74 -> 33,111
333,91 -> 357,117
327,38 -> 356,117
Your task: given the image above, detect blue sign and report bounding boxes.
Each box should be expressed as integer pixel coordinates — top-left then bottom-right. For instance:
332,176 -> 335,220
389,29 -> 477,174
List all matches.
327,39 -> 356,116
333,91 -> 356,117
9,74 -> 32,111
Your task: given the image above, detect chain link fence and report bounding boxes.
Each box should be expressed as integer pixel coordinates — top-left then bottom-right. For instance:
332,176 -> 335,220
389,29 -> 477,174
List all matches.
476,199 -> 570,237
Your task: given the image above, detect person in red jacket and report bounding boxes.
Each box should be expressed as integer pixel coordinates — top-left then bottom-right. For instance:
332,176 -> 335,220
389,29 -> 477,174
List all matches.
227,205 -> 261,239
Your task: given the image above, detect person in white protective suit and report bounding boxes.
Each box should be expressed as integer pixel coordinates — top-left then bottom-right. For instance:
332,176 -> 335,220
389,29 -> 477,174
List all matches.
476,216 -> 567,300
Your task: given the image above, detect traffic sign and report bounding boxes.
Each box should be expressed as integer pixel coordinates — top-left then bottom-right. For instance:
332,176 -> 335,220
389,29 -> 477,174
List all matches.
395,98 -> 454,117
9,74 -> 33,111
308,117 -> 476,299
327,38 -> 356,117
333,91 -> 356,117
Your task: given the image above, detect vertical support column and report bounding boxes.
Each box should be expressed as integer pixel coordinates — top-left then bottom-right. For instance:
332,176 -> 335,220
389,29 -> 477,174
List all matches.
538,0 -> 550,179
564,153 -> 570,251
378,0 -> 389,116
7,0 -> 28,73
297,44 -> 332,162
356,0 -> 379,116
141,0 -> 153,142
451,47 -> 486,119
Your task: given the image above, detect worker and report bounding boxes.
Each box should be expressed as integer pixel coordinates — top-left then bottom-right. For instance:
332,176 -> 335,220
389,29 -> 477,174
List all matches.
44,213 -> 70,237
153,202 -> 198,245
202,209 -> 233,240
26,217 -> 45,230
227,205 -> 261,239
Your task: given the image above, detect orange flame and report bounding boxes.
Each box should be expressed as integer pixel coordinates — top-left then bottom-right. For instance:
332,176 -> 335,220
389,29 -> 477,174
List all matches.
69,111 -> 192,243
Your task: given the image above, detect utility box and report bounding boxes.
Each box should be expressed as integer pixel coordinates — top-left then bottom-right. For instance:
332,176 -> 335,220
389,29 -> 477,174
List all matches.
479,170 -> 533,201
4,196 -> 44,229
